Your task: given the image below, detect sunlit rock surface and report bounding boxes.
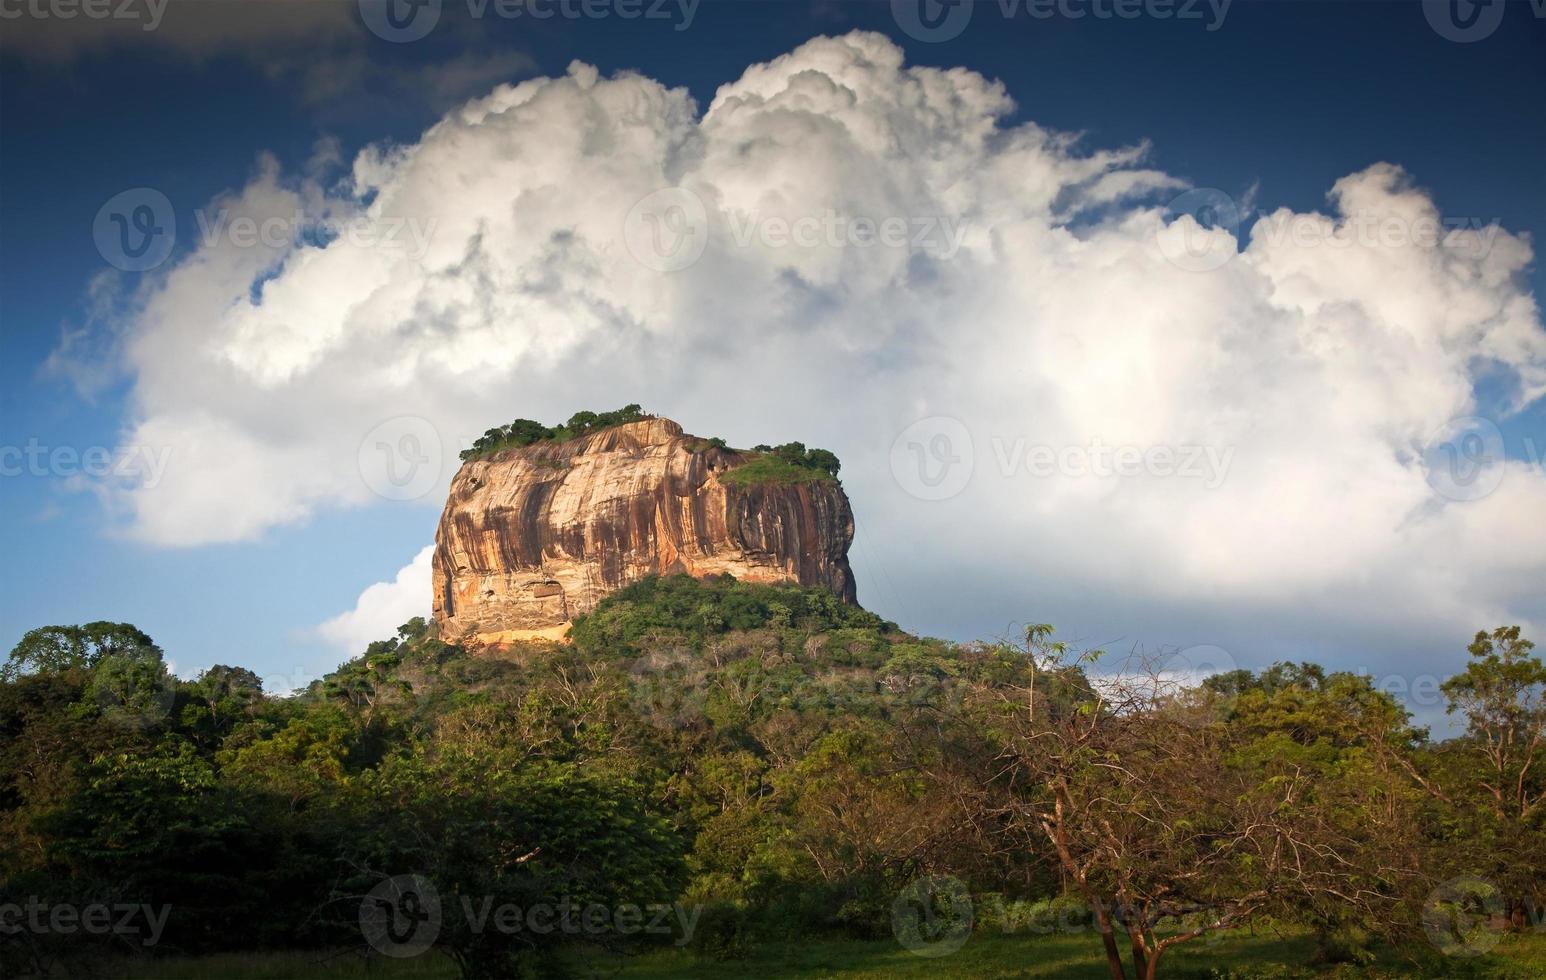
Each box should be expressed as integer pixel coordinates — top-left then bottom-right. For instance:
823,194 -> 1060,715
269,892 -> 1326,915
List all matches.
432,418 -> 856,645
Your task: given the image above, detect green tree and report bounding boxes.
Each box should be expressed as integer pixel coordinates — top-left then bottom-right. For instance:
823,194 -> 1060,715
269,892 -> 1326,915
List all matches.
37,744 -> 275,951
339,755 -> 687,978
1437,626 -> 1546,927
1442,626 -> 1546,822
2,622 -> 159,679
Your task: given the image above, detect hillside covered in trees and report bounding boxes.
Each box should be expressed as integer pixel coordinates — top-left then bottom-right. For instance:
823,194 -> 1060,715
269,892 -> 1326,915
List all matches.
2,579 -> 1543,978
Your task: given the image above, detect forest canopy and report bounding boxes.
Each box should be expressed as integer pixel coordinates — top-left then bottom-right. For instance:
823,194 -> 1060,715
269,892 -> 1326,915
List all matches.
2,586 -> 1542,979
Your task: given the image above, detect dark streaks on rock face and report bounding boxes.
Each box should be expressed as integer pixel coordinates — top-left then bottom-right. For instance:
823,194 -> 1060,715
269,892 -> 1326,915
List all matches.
431,417 -> 857,645
591,497 -> 631,588
516,480 -> 561,565
688,488 -> 713,556
723,482 -> 857,604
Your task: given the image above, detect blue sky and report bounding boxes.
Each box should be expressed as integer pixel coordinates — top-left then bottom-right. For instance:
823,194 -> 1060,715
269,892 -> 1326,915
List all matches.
2,1 -> 1544,722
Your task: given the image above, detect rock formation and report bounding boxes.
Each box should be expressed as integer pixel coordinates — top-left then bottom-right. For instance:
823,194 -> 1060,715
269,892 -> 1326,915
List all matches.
431,417 -> 856,645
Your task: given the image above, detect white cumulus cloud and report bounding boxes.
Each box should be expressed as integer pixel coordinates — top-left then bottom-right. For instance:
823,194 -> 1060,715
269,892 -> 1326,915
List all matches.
74,31 -> 1546,681
316,545 -> 435,656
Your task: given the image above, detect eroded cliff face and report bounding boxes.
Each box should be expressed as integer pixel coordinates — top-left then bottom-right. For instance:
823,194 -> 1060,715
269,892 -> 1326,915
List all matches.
432,418 -> 856,645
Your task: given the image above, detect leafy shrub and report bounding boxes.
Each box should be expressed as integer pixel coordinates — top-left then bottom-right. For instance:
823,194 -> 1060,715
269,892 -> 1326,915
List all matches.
977,894 -> 1093,935
723,441 -> 841,485
719,455 -> 837,486
569,574 -> 886,656
684,901 -> 754,959
457,411 -> 844,492
458,404 -> 651,462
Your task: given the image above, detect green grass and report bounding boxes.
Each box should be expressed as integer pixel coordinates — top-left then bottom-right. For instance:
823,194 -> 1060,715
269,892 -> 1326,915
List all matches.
106,948 -> 458,978
594,930 -> 1546,979
719,455 -> 838,487
91,930 -> 1546,979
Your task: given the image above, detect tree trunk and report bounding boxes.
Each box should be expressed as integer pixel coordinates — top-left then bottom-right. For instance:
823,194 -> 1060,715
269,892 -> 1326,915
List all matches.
1100,929 -> 1128,980
1041,809 -> 1126,980
1125,924 -> 1149,979
1090,898 -> 1128,980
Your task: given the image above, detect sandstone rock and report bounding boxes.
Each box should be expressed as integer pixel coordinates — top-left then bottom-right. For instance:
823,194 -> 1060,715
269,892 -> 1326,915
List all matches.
432,418 -> 856,646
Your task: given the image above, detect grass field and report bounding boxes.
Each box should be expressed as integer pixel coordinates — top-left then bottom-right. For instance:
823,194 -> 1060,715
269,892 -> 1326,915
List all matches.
95,929 -> 1546,979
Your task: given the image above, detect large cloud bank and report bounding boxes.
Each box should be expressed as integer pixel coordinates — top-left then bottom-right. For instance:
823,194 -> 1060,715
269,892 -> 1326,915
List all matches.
89,32 -> 1546,676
